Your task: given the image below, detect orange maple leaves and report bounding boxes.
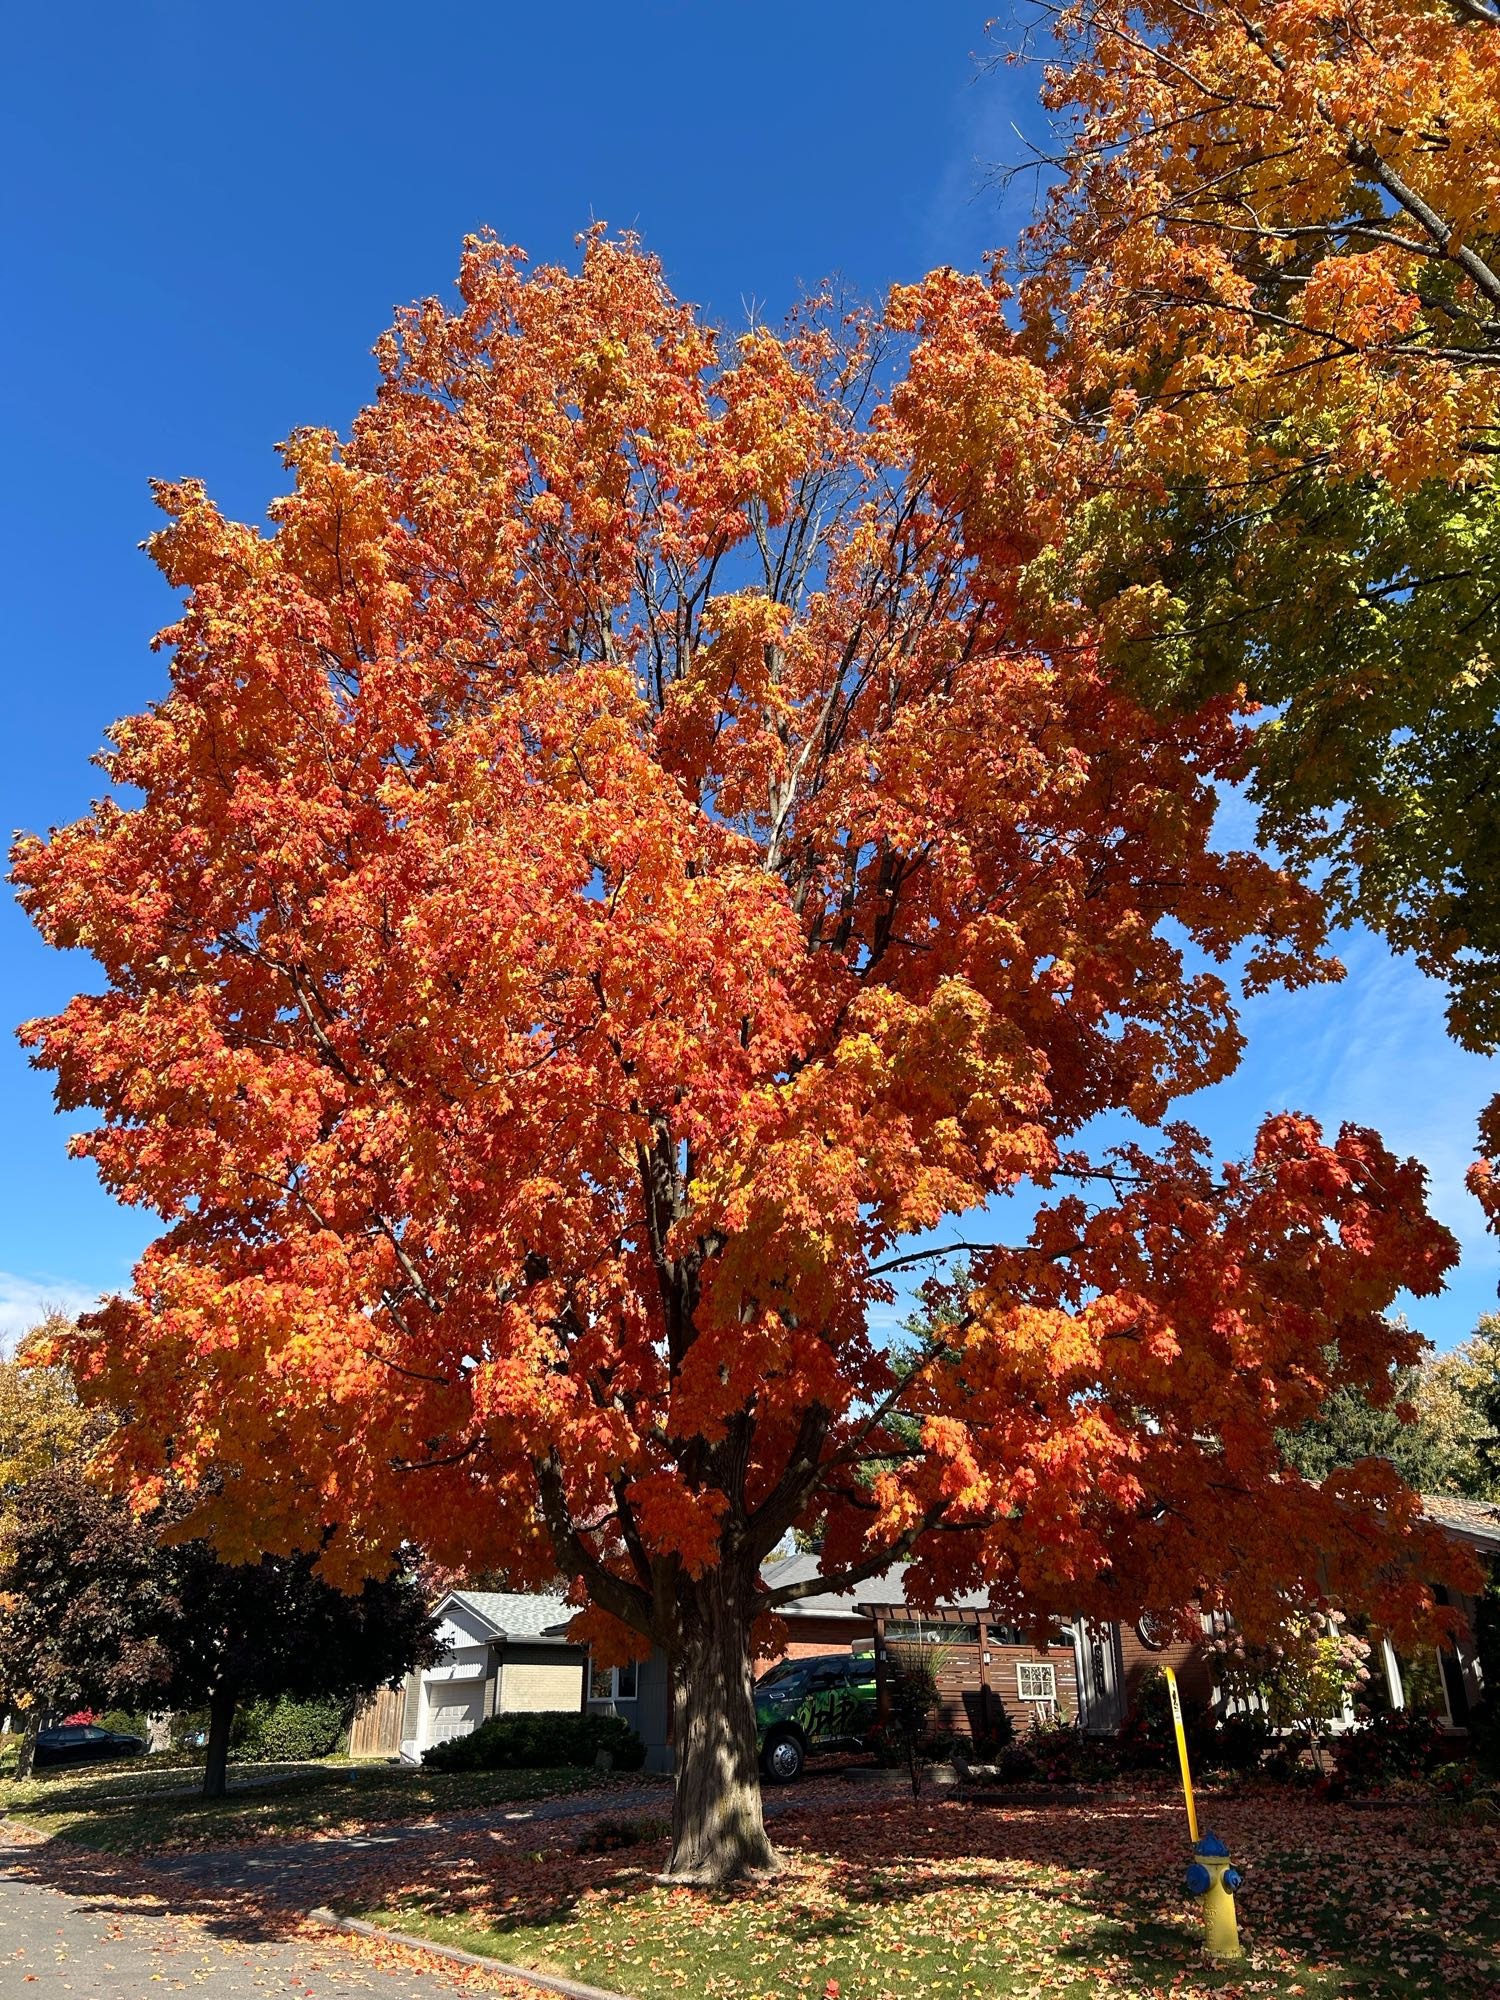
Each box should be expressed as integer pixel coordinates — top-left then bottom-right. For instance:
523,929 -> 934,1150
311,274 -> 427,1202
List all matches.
1023,0 -> 1500,496
11,229 -> 1468,1644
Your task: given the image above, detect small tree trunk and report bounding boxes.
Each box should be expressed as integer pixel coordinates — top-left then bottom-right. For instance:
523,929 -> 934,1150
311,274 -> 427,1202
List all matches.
14,1710 -> 42,1783
201,1685 -> 237,1800
662,1567 -> 778,1887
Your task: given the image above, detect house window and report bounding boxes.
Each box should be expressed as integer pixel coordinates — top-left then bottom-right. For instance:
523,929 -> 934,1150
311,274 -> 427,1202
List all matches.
1016,1661 -> 1058,1703
885,1619 -> 980,1644
590,1659 -> 638,1703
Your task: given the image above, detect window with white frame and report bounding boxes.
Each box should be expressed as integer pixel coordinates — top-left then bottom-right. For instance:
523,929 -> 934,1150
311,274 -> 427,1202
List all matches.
589,1658 -> 639,1703
1016,1661 -> 1057,1703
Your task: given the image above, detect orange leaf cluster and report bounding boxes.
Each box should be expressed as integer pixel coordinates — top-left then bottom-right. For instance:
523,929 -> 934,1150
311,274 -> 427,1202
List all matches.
1023,0 -> 1500,498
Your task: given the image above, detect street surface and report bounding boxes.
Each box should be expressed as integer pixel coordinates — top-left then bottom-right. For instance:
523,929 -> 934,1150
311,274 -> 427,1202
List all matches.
0,1834 -> 514,1998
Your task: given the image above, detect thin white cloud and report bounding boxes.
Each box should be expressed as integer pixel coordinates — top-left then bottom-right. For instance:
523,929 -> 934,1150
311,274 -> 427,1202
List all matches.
0,1271 -> 103,1356
918,22 -> 1060,274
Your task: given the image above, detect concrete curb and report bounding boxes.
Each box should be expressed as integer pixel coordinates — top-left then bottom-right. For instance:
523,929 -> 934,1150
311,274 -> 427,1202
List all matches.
306,1905 -> 634,2000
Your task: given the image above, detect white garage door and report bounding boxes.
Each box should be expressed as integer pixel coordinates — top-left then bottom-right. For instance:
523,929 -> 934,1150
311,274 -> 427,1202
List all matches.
426,1680 -> 486,1745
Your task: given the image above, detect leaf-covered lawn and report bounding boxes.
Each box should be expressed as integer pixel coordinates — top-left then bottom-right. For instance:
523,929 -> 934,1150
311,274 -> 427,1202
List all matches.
355,1792 -> 1500,1999
0,1756 -> 661,1854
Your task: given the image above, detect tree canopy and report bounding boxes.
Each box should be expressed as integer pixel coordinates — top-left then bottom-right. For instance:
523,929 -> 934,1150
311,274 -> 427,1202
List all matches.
0,1317 -> 101,1538
147,1535 -> 441,1796
1011,0 -> 1500,1210
0,1462 -> 439,1794
13,232 -> 1472,1882
0,1462 -> 177,1772
1278,1319 -> 1500,1499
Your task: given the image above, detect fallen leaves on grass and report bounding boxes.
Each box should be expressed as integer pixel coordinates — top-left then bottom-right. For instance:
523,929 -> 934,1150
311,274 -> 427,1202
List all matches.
1,1759 -> 670,1855
345,1790 -> 1500,2000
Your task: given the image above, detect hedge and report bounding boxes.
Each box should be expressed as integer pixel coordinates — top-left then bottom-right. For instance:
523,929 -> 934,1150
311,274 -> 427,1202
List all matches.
231,1694 -> 351,1763
422,1708 -> 645,1773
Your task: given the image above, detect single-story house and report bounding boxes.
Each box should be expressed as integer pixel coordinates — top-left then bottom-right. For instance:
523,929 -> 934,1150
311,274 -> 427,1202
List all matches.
353,1563 -> 1110,1767
1378,1492 -> 1499,1728
1103,1490 -> 1500,1739
758,1552 -> 1105,1737
349,1588 -> 673,1770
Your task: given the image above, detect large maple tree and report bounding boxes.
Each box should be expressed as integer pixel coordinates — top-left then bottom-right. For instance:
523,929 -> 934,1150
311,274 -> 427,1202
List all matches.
14,235 -> 1464,1881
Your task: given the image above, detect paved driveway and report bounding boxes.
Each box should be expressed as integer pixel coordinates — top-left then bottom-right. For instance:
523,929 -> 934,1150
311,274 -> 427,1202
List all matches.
0,1834 -> 534,1997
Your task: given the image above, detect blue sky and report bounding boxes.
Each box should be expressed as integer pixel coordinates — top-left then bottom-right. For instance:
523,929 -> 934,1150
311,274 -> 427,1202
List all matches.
1,2 -> 1494,1352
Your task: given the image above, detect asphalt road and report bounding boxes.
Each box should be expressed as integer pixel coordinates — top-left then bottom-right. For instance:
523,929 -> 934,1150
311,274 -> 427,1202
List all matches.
0,1836 -> 496,1998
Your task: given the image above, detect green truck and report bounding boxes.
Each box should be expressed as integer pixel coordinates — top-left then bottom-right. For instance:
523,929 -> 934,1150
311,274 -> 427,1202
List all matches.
754,1651 -> 878,1782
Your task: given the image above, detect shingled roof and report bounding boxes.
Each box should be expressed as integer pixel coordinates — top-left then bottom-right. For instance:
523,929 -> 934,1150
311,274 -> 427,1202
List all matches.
759,1551 -> 998,1616
1420,1493 -> 1500,1549
447,1588 -> 577,1642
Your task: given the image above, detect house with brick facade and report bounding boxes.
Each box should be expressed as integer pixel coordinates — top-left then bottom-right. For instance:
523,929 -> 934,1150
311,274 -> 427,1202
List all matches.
759,1552 -> 1105,1737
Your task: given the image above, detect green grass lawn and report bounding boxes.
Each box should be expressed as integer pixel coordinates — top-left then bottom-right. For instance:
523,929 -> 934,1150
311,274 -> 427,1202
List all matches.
354,1792 -> 1500,1999
0,1756 -> 662,1854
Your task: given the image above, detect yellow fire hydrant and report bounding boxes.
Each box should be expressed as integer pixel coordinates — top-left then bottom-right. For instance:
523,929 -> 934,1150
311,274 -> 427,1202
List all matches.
1163,1669 -> 1244,1963
1185,1833 -> 1243,1962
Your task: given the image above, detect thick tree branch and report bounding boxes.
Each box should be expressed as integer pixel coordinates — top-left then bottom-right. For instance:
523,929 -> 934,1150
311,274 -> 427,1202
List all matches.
1344,141 -> 1500,319
761,1506 -> 958,1607
535,1453 -> 654,1636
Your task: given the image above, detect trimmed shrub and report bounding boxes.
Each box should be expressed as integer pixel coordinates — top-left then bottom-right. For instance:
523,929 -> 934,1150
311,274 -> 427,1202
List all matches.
422,1709 -> 645,1773
1020,1719 -> 1129,1786
1119,1666 -> 1213,1770
98,1709 -> 149,1741
231,1694 -> 350,1763
971,1708 -> 1016,1757
1198,1713 -> 1272,1775
997,1741 -> 1039,1781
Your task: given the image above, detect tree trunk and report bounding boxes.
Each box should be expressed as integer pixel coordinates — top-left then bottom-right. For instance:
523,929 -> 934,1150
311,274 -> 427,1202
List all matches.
201,1684 -> 237,1801
662,1568 -> 778,1887
14,1710 -> 42,1783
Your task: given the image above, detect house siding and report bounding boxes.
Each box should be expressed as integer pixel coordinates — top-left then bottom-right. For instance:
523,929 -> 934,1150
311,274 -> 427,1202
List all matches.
875,1631 -> 1080,1739
1117,1622 -> 1212,1719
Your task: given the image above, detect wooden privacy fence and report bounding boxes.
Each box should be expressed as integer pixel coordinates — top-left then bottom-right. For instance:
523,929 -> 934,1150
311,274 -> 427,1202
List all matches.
349,1682 -> 405,1759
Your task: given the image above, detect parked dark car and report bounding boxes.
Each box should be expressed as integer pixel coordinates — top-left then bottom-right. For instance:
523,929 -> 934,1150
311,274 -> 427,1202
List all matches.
755,1652 -> 878,1783
33,1723 -> 148,1767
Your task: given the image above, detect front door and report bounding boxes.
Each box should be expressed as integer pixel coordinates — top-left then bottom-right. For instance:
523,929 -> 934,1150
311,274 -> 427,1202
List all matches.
1072,1622 -> 1125,1734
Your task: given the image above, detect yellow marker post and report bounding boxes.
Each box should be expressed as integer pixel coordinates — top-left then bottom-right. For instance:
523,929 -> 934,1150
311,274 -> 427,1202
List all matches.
1164,1666 -> 1243,1962
1162,1667 -> 1199,1843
